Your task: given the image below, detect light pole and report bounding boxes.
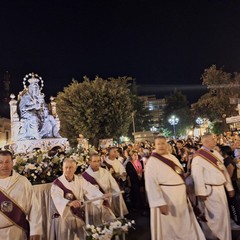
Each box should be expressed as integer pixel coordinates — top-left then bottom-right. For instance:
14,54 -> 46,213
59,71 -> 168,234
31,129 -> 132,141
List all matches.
168,116 -> 179,139
132,111 -> 136,133
196,117 -> 204,136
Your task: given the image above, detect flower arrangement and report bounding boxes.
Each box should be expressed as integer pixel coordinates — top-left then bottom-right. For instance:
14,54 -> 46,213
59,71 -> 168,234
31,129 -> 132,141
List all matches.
13,145 -> 95,185
13,150 -> 62,184
65,145 -> 96,174
85,218 -> 135,240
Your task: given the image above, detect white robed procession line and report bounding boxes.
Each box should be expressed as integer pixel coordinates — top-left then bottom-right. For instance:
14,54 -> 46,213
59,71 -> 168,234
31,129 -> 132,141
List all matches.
82,191 -> 126,240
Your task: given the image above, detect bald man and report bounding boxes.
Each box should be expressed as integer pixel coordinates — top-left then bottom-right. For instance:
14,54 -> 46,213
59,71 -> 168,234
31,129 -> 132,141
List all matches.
51,158 -> 114,240
192,134 -> 234,240
145,136 -> 205,240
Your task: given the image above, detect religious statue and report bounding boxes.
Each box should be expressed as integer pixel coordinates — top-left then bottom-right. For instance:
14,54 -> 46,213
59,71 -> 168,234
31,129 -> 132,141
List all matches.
39,105 -> 61,138
17,73 -> 61,140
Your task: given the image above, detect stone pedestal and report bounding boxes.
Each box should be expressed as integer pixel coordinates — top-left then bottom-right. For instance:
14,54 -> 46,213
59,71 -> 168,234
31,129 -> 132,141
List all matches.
10,138 -> 69,154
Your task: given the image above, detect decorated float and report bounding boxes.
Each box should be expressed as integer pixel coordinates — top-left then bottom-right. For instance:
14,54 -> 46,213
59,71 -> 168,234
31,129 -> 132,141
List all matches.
5,73 -> 134,240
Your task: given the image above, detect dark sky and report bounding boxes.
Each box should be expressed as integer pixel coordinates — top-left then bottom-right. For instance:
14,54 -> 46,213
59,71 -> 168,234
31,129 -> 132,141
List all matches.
1,0 -> 240,102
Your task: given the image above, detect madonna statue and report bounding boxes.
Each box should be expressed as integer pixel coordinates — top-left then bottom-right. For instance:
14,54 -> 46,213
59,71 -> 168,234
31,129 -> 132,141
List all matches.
17,73 -> 61,140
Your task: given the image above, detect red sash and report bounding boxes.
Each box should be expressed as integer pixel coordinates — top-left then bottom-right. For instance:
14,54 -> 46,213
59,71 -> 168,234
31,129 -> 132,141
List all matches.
82,172 -> 105,194
151,152 -> 185,182
194,148 -> 224,174
103,161 -> 114,172
53,179 -> 85,221
102,161 -> 120,181
82,171 -> 110,208
0,189 -> 29,237
151,153 -> 207,219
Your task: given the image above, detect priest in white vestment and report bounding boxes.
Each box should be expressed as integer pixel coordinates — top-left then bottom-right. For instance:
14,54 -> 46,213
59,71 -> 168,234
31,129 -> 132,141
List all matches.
145,137 -> 205,240
191,134 -> 234,240
51,158 -> 115,240
82,153 -> 128,217
0,150 -> 42,240
104,147 -> 126,178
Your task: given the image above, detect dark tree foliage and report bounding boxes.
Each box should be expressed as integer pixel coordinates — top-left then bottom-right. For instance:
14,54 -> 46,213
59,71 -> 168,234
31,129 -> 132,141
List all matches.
56,76 -> 133,146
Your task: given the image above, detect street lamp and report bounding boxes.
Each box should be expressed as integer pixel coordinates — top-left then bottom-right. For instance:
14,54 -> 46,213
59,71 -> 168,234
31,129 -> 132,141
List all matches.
196,117 -> 204,136
196,117 -> 204,125
168,116 -> 179,139
132,111 -> 136,133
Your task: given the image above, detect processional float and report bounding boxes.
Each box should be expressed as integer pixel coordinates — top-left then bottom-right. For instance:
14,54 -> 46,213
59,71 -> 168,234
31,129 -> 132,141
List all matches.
9,73 -> 69,153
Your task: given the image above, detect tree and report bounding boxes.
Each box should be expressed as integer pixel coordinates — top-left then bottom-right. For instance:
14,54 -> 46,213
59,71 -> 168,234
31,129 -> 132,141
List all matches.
191,65 -> 238,122
56,76 -> 133,146
128,96 -> 153,137
162,90 -> 193,136
211,122 -> 224,134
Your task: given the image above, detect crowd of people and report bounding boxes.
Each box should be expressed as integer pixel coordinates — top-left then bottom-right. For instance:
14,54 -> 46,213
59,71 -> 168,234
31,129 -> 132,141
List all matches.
0,132 -> 240,239
97,133 -> 240,240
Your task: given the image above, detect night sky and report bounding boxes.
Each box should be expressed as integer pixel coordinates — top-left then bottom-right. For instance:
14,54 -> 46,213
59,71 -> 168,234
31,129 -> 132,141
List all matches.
1,0 -> 240,103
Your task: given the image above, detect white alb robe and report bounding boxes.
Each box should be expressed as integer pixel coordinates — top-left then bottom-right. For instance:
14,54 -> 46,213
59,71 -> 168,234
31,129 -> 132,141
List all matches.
105,157 -> 126,175
85,166 -> 128,216
51,174 -> 114,240
145,153 -> 205,240
191,148 -> 233,240
0,171 -> 42,240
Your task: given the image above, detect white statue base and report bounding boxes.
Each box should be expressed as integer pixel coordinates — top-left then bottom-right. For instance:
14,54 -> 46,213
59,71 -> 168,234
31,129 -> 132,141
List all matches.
10,138 -> 69,154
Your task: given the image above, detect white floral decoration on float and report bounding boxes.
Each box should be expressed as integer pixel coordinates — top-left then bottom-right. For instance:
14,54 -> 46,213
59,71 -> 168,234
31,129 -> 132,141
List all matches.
13,150 -> 62,184
85,219 -> 135,240
66,144 -> 96,172
13,145 -> 96,185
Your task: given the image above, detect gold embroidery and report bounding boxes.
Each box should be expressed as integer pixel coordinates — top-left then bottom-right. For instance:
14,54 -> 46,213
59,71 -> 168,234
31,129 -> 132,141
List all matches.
174,166 -> 184,175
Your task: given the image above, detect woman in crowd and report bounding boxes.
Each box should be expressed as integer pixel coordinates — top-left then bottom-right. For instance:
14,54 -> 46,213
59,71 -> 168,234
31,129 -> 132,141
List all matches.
220,145 -> 240,227
126,150 -> 145,211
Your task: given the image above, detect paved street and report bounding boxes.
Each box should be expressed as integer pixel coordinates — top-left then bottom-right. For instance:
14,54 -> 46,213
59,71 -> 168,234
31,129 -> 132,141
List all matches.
232,230 -> 240,240
125,209 -> 240,240
127,210 -> 150,240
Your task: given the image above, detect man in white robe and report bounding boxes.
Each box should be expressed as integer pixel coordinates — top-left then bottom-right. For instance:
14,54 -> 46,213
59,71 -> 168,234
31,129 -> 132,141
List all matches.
145,136 -> 205,240
51,158 -> 114,240
104,147 -> 126,179
82,153 -> 128,217
191,134 -> 234,240
0,150 -> 42,240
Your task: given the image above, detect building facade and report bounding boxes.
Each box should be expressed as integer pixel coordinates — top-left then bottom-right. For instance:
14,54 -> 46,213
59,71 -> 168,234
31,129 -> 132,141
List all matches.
139,95 -> 166,131
0,117 -> 11,149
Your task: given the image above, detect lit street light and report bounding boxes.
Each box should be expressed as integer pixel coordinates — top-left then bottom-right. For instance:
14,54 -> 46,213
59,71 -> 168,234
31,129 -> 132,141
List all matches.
168,115 -> 179,139
196,117 -> 204,125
